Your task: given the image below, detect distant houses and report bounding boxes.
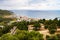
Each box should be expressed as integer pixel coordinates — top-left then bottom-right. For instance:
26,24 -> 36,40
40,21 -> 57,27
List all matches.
17,16 -> 40,22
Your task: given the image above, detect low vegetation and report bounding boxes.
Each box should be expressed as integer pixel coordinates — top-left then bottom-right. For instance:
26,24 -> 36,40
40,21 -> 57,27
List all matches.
0,9 -> 60,40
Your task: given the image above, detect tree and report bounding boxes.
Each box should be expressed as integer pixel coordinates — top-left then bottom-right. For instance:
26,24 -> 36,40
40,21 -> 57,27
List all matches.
56,34 -> 60,40
0,29 -> 44,40
46,35 -> 58,40
14,29 -> 44,40
46,35 -> 50,40
48,23 -> 57,34
57,20 -> 60,28
53,18 -> 58,24
0,28 -> 3,37
42,19 -> 46,24
44,25 -> 48,29
33,21 -> 41,31
15,30 -> 28,40
28,31 -> 44,40
0,34 -> 19,40
2,25 -> 13,34
12,20 -> 28,30
38,19 -> 44,24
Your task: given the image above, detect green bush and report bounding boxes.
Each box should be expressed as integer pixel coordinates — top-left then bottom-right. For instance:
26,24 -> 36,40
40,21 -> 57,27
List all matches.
44,25 -> 48,29
12,21 -> 28,30
46,35 -> 58,40
14,30 -> 44,40
48,24 -> 57,34
33,22 -> 41,31
28,31 -> 44,40
56,34 -> 60,40
0,34 -> 19,40
2,25 -> 13,34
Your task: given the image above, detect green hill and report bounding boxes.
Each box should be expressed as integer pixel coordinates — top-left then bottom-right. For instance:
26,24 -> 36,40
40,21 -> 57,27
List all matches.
0,9 -> 13,16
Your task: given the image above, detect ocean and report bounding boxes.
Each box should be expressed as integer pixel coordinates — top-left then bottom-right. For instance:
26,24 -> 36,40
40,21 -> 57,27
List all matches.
11,10 -> 60,19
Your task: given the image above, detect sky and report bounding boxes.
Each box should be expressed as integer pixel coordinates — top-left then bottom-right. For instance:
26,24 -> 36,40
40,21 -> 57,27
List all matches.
0,0 -> 60,10
0,0 -> 60,19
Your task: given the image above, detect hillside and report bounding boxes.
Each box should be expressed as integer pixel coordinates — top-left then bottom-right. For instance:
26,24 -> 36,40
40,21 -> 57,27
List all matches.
0,9 -> 13,17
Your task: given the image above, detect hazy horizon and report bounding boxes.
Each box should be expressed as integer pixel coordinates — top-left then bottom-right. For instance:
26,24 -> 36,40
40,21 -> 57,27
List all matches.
11,10 -> 60,19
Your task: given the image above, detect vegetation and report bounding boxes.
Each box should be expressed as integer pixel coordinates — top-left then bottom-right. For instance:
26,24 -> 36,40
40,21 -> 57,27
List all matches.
44,25 -> 48,29
0,9 -> 13,16
0,34 -> 19,40
0,30 -> 44,40
0,9 -> 16,25
46,34 -> 60,40
12,20 -> 28,30
0,10 -> 16,36
57,20 -> 60,28
33,21 -> 41,31
48,24 -> 57,34
0,9 -> 60,40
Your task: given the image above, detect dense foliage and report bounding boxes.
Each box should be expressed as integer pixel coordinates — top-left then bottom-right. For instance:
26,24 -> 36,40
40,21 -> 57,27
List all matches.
0,30 -> 44,40
33,21 -> 41,31
48,24 -> 57,34
46,34 -> 60,40
12,21 -> 28,30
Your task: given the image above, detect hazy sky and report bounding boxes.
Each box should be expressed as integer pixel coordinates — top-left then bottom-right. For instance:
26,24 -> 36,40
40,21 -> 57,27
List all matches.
0,0 -> 60,10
